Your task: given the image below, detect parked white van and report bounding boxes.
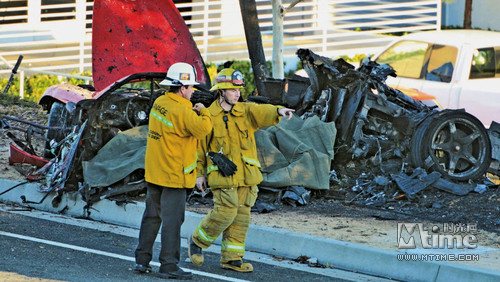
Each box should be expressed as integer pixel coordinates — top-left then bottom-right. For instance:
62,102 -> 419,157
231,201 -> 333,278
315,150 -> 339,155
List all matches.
373,29 -> 500,127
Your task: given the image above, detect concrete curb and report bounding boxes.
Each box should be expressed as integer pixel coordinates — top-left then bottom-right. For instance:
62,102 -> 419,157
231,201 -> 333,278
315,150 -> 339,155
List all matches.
1,179 -> 499,281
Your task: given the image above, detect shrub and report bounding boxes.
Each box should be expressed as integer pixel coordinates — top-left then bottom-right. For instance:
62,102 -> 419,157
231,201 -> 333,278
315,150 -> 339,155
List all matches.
1,71 -> 92,104
25,74 -> 60,102
0,77 -> 21,97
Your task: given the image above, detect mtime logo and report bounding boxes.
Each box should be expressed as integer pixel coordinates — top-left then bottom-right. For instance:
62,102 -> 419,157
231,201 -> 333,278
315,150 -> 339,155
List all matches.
397,223 -> 478,249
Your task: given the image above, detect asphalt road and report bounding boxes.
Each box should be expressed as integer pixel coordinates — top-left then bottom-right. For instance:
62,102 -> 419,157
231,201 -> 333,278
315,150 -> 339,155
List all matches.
0,204 -> 388,282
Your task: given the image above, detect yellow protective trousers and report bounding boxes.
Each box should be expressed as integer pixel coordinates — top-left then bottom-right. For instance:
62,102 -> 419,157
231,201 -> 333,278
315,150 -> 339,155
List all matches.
192,186 -> 258,262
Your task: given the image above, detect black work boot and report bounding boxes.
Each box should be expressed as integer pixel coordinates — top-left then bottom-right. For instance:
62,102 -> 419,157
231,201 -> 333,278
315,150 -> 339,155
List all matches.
188,235 -> 204,266
157,268 -> 193,280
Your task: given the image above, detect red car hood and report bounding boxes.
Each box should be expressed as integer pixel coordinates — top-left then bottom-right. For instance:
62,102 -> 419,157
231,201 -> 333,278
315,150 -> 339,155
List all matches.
92,0 -> 210,92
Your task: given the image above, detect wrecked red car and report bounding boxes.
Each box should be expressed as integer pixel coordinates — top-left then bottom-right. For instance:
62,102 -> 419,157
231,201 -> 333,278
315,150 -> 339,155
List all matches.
35,0 -> 212,192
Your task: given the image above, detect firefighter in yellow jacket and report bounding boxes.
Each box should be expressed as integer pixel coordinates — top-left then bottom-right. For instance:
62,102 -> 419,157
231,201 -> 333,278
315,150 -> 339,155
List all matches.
135,62 -> 212,280
187,68 -> 294,272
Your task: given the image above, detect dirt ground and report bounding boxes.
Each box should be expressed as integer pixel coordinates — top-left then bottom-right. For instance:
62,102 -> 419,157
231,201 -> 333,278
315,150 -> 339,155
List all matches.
186,179 -> 500,251
1,102 -> 499,271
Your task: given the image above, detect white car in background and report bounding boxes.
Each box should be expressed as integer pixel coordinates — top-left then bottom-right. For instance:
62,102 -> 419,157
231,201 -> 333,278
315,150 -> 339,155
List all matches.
373,29 -> 500,127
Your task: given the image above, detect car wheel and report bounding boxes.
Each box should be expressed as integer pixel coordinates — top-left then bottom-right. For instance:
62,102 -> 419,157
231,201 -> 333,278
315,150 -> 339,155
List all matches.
44,101 -> 71,158
410,111 -> 491,181
409,115 -> 434,168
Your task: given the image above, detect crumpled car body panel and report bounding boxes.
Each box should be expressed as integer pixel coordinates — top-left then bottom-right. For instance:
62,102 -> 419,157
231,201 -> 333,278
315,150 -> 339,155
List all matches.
92,0 -> 211,92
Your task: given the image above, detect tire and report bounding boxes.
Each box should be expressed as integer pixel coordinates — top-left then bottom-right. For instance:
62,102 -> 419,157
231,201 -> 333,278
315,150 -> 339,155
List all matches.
410,115 -> 435,168
44,102 -> 71,158
410,110 -> 491,181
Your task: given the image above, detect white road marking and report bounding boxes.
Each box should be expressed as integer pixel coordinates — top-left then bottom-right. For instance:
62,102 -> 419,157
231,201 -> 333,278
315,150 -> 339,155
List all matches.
0,230 -> 248,282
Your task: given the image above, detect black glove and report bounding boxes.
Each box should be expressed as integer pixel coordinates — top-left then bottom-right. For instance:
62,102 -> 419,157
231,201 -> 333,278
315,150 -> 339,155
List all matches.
191,91 -> 217,108
207,152 -> 237,177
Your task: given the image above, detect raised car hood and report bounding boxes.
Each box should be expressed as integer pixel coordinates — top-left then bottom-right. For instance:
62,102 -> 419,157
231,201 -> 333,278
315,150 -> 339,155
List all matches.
92,0 -> 210,92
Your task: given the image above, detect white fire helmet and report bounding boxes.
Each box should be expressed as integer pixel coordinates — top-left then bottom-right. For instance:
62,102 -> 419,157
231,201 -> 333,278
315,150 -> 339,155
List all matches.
159,62 -> 200,86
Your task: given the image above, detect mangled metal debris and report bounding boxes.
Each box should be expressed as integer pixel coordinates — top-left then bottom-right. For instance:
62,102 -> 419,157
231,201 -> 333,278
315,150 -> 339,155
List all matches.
251,201 -> 277,213
488,121 -> 500,176
390,168 -> 487,198
282,49 -> 492,183
281,186 -> 311,207
391,169 -> 442,199
257,48 -> 496,206
2,46 -> 497,209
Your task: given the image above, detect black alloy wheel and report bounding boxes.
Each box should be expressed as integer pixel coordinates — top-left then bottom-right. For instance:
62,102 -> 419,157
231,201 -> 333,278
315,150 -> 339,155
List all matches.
410,110 -> 491,181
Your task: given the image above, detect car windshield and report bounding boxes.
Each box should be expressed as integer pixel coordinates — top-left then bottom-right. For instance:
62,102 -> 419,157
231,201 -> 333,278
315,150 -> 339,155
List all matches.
424,44 -> 457,83
376,40 -> 458,83
120,79 -> 162,91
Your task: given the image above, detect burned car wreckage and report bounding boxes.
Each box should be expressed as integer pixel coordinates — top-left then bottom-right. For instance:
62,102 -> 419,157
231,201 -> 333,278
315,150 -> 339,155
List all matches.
1,0 -> 497,208
291,49 -> 492,183
276,49 -> 495,202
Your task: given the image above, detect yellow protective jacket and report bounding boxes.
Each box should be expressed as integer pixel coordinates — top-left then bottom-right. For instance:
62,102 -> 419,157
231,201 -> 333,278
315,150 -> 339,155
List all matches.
197,100 -> 282,188
145,92 -> 213,188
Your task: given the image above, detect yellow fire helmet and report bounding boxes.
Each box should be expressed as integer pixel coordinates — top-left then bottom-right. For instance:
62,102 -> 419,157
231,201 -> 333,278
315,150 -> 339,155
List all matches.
210,68 -> 245,91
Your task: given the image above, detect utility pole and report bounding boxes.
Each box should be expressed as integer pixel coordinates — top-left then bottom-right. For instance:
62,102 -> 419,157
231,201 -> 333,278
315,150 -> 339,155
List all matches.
272,0 -> 284,79
239,0 -> 269,96
464,0 -> 472,29
271,0 -> 303,79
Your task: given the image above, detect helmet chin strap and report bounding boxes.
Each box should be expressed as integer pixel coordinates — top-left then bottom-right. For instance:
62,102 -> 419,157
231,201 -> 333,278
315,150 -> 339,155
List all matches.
219,90 -> 235,110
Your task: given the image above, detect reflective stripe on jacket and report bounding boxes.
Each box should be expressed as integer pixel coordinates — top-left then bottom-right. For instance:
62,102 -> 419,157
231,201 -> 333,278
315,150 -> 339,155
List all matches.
197,100 -> 282,188
145,92 -> 212,188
